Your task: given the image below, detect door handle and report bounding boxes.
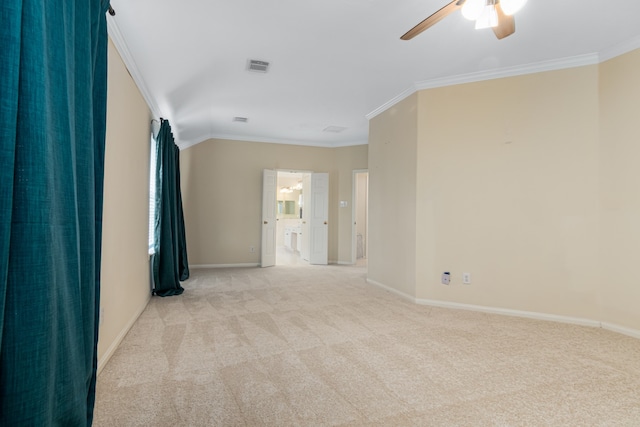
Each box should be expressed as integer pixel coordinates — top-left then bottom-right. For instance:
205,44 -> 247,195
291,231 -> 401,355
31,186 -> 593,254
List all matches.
264,221 -> 268,224
324,221 -> 328,225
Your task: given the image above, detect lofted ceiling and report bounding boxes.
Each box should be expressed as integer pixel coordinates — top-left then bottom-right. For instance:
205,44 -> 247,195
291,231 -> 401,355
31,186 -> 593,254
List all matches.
107,0 -> 640,149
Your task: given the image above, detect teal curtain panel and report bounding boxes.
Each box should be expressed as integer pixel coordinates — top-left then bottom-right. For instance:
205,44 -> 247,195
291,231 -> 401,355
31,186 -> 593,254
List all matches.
0,1 -> 110,425
151,120 -> 189,297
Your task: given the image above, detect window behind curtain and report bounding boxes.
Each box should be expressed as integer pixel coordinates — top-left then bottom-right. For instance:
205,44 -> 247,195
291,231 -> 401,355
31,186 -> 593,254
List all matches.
148,133 -> 157,254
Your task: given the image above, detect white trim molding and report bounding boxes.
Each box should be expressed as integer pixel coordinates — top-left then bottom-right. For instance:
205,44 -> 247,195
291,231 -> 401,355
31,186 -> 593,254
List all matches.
601,322 -> 640,340
367,53 -> 599,121
97,294 -> 150,375
367,38 -> 640,121
365,85 -> 419,121
107,17 -> 162,120
415,53 -> 598,91
366,278 -> 640,340
599,35 -> 640,63
414,298 -> 600,328
179,132 -> 368,151
190,263 -> 260,269
367,278 -> 416,303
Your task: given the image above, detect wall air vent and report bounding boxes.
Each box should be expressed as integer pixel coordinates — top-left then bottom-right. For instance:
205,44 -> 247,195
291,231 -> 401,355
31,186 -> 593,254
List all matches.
323,126 -> 348,133
233,117 -> 248,123
247,59 -> 270,73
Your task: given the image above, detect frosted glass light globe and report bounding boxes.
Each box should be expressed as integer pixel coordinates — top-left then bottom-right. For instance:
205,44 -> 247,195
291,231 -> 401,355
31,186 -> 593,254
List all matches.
462,0 -> 485,21
500,0 -> 528,15
475,4 -> 498,29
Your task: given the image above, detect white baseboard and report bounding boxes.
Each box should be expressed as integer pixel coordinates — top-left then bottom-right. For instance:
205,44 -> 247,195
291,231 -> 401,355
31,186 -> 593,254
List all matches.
415,298 -> 601,328
191,263 -> 260,269
192,261 -> 347,268
366,278 -> 416,303
601,322 -> 640,340
97,294 -> 150,375
366,278 -> 640,340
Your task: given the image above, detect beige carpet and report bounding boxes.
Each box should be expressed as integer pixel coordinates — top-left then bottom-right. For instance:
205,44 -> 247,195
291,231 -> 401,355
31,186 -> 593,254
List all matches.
94,264 -> 640,426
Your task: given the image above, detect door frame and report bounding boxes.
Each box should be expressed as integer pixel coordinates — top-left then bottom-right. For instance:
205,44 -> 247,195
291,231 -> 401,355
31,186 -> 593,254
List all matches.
352,169 -> 368,264
309,172 -> 329,265
274,169 -> 313,264
261,169 -> 277,267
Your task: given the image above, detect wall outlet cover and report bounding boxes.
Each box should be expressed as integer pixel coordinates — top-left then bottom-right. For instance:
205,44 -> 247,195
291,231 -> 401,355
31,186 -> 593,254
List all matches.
441,272 -> 451,285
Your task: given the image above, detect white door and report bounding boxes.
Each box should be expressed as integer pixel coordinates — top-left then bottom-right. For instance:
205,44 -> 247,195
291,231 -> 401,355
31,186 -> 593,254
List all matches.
300,174 -> 311,261
261,169 -> 277,267
352,170 -> 368,264
309,173 -> 329,265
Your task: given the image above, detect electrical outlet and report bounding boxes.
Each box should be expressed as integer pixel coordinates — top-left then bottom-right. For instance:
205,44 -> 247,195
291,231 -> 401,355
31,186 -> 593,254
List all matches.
441,272 -> 451,285
250,246 -> 255,253
462,273 -> 471,284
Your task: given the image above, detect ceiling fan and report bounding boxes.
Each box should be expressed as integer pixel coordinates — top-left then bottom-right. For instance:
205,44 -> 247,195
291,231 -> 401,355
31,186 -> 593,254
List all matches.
401,0 -> 528,41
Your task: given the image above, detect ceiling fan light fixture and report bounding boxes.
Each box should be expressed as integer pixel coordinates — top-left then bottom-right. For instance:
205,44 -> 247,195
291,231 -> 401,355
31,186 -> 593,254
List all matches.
475,4 -> 499,29
461,0 -> 485,21
499,0 -> 528,15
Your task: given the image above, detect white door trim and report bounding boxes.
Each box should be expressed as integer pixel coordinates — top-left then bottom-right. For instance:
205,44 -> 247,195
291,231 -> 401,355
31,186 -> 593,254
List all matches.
352,169 -> 368,264
261,169 -> 277,267
309,173 -> 329,265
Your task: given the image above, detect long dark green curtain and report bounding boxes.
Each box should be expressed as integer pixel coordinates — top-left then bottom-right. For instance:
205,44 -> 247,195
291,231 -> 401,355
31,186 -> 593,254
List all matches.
151,120 -> 189,297
0,1 -> 109,425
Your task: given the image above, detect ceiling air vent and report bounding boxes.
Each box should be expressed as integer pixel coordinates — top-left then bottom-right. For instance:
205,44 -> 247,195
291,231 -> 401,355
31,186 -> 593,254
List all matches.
323,126 -> 348,133
232,117 -> 248,123
247,59 -> 269,73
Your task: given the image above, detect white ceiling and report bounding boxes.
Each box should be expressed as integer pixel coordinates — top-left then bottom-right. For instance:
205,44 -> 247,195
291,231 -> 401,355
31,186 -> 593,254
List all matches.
108,0 -> 640,149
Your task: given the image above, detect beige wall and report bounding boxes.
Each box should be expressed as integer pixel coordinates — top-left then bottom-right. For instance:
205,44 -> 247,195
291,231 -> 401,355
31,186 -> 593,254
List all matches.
98,40 -> 152,370
415,67 -> 601,319
368,94 -> 418,297
599,49 -> 640,331
180,139 -> 367,265
368,49 -> 640,332
334,146 -> 370,263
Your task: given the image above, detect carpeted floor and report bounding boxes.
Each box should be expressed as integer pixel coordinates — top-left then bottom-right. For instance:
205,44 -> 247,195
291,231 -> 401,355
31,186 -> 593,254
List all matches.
94,264 -> 640,426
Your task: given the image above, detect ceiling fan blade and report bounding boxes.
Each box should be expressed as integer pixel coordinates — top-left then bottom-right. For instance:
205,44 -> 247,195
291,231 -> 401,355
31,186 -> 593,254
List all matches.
492,3 -> 515,40
401,0 -> 464,41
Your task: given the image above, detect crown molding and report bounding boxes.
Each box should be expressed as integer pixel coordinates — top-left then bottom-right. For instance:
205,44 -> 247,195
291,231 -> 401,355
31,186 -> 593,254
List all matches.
177,132 -> 367,151
365,85 -> 418,121
367,53 -> 600,120
107,17 -> 162,120
367,37 -> 640,121
416,53 -> 599,91
599,35 -> 640,63
109,16 -> 639,148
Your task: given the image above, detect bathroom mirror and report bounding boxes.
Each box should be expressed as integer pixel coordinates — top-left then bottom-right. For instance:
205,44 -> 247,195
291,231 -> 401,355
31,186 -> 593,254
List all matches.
277,200 -> 296,217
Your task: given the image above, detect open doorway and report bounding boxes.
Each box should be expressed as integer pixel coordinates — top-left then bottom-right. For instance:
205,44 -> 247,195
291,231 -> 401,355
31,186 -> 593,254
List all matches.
353,170 -> 368,266
261,169 -> 329,267
276,171 -> 310,266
